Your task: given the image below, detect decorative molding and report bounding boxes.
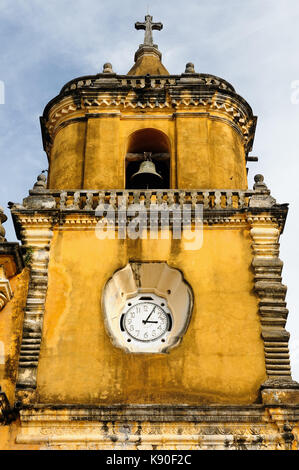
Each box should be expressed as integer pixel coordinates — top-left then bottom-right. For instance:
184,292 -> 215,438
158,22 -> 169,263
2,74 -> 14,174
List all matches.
250,221 -> 292,379
0,265 -> 13,311
15,215 -> 54,390
19,188 -> 254,211
0,206 -> 7,242
46,91 -> 254,143
11,188 -> 288,236
15,405 -> 299,450
41,72 -> 256,156
245,177 -> 298,390
59,73 -> 235,95
249,174 -> 277,208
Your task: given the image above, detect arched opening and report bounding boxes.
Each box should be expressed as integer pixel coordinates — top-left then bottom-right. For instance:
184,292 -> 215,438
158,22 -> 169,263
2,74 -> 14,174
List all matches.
125,129 -> 171,189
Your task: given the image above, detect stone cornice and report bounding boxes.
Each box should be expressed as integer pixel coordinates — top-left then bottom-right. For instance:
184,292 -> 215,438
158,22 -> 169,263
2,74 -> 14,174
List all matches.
16,404 -> 272,422
40,72 -> 256,158
12,404 -> 299,450
59,73 -> 236,95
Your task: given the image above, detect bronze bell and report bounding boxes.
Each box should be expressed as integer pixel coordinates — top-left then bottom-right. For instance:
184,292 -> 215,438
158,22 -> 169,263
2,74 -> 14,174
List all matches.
130,158 -> 163,189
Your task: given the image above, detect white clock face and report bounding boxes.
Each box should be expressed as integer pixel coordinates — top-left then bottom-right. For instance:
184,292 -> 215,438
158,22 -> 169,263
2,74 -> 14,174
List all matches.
122,297 -> 171,343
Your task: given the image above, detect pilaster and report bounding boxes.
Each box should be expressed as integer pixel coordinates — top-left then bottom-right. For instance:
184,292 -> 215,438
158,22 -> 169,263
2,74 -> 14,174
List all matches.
250,221 -> 291,379
13,176 -> 55,393
15,218 -> 53,392
248,175 -> 299,400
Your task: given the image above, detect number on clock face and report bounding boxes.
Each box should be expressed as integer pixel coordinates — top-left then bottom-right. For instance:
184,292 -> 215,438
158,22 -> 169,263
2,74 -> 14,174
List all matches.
123,302 -> 169,342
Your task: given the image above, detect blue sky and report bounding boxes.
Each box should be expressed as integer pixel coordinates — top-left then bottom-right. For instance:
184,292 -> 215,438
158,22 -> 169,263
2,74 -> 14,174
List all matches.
0,0 -> 299,379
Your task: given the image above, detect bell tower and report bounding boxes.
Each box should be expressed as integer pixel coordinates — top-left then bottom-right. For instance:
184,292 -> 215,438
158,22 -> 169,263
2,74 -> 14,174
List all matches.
1,15 -> 299,450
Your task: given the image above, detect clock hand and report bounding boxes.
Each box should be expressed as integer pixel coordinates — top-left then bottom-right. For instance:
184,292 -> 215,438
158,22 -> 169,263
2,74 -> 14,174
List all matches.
145,321 -> 158,324
143,306 -> 156,324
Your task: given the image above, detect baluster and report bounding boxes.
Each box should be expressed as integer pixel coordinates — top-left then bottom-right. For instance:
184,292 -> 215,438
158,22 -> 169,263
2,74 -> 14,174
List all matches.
60,191 -> 67,210
226,191 -> 232,209
73,191 -> 81,210
167,191 -> 175,206
139,192 -> 146,206
84,192 -> 94,210
157,191 -> 163,206
215,191 -> 221,209
110,191 -> 117,209
95,191 -> 105,212
179,191 -> 185,207
239,191 -> 245,209
145,191 -> 152,209
161,191 -> 168,209
133,191 -> 140,205
203,191 -> 210,209
191,191 -> 198,208
118,192 -> 128,210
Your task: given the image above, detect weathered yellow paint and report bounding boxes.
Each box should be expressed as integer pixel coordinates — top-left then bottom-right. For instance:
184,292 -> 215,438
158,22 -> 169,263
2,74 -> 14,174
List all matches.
49,121 -> 86,189
83,115 -> 121,189
36,226 -> 266,405
1,408 -> 298,450
47,113 -> 248,190
176,115 -> 247,189
3,38 -> 297,451
127,52 -> 169,75
0,269 -> 29,404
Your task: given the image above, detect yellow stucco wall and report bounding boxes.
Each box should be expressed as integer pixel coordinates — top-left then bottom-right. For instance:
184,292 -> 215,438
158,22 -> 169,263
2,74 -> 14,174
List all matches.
127,53 -> 169,75
48,113 -> 248,190
49,121 -> 86,189
36,226 -> 266,405
0,269 -> 29,404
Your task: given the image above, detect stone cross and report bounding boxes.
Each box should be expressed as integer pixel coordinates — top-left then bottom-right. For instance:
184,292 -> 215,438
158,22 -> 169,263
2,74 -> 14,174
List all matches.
135,15 -> 163,46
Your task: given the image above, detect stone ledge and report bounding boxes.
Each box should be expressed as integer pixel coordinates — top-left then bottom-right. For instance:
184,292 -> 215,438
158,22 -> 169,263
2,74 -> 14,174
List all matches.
17,403 -> 299,423
261,388 -> 299,405
11,404 -> 299,450
261,379 -> 299,405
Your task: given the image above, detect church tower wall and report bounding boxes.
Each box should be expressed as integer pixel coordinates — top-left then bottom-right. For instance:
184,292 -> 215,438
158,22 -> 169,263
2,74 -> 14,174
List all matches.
1,15 -> 299,451
35,224 -> 266,405
42,72 -> 255,191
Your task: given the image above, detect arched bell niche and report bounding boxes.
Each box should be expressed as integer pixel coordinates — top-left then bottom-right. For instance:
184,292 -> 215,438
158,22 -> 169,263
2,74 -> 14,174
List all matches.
125,128 -> 171,189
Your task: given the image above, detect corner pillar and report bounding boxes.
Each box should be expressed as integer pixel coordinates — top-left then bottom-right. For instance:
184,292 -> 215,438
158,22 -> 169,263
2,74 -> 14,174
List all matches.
15,218 -> 53,393
250,221 -> 291,379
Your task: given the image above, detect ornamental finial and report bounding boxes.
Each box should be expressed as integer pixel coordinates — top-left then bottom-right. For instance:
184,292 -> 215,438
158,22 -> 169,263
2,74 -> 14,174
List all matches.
135,14 -> 163,47
33,171 -> 47,192
0,206 -> 7,242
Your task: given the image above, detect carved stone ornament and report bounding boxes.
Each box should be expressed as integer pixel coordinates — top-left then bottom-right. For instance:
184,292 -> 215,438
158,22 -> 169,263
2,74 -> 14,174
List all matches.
22,173 -> 56,210
249,174 -> 276,208
102,63 -> 114,74
0,206 -> 7,242
102,262 -> 193,353
0,386 -> 14,424
0,265 -> 13,311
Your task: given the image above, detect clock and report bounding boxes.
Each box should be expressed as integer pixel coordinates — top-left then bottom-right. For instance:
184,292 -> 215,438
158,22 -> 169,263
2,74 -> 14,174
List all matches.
103,262 -> 193,354
120,293 -> 172,349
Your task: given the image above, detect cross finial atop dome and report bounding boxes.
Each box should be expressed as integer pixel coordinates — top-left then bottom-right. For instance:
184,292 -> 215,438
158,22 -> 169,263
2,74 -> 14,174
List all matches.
135,14 -> 163,47
128,14 -> 168,75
